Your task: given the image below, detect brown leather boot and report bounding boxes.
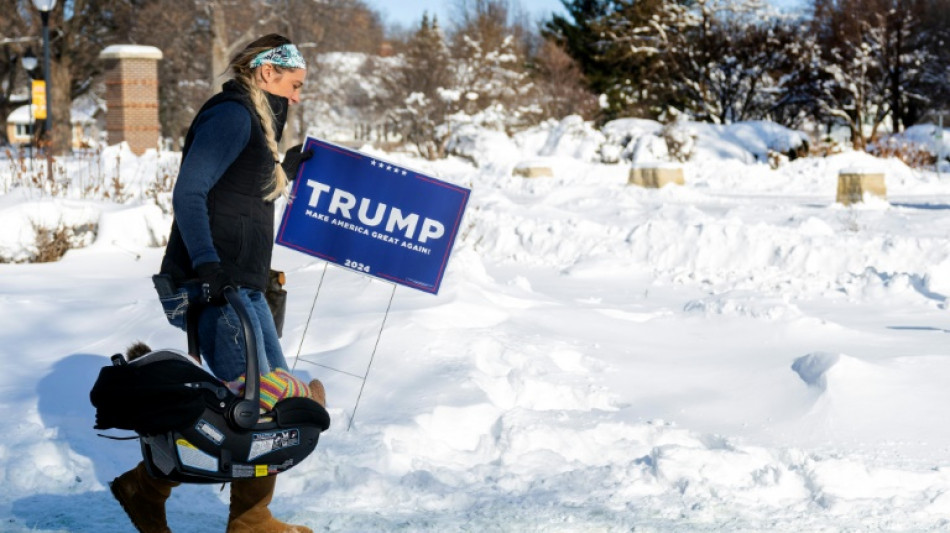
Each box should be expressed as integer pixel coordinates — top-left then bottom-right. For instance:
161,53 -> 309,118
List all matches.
308,379 -> 326,407
110,462 -> 180,533
227,475 -> 312,533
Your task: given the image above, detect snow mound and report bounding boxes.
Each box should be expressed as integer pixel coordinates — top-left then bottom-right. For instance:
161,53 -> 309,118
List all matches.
684,292 -> 803,320
722,121 -> 809,158
0,200 -> 170,262
599,118 -> 664,163
537,115 -> 605,162
599,118 -> 808,165
874,123 -> 950,159
791,352 -> 841,390
88,204 -> 169,251
445,124 -> 522,170
0,200 -> 99,262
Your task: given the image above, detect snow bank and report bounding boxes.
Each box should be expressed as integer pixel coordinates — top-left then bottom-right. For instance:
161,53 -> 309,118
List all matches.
876,123 -> 950,159
0,199 -> 99,262
440,116 -> 809,172
535,115 -> 605,162
597,118 -> 808,166
445,124 -> 522,170
0,199 -> 169,262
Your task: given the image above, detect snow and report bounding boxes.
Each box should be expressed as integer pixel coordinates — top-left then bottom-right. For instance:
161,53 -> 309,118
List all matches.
304,52 -> 400,143
879,124 -> 950,160
3,117 -> 950,531
98,44 -> 163,60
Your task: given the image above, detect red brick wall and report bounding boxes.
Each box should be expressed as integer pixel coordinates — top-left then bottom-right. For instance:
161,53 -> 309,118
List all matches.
103,56 -> 161,155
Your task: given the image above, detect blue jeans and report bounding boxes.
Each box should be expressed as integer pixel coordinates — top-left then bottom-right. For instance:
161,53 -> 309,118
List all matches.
159,283 -> 288,382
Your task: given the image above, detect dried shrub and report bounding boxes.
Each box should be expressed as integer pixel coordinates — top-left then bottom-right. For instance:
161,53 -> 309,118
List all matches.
105,174 -> 130,202
808,137 -> 846,158
32,225 -> 73,263
145,160 -> 177,214
30,221 -> 97,263
869,139 -> 937,168
768,150 -> 789,169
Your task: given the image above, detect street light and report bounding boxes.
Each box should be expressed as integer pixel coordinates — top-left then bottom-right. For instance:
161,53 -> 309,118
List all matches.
32,0 -> 56,177
20,47 -> 37,168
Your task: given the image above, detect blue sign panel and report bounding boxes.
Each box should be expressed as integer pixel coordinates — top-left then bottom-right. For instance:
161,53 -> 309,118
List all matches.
276,137 -> 471,294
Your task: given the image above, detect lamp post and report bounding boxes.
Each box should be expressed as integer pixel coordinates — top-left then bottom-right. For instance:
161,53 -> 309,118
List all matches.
32,0 -> 56,178
20,48 -> 37,169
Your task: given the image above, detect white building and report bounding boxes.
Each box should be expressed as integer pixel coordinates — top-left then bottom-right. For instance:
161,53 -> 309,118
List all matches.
6,103 -> 98,150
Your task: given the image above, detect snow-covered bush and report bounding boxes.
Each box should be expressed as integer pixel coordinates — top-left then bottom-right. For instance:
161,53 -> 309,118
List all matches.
870,124 -> 950,167
599,118 -> 664,164
660,119 -> 697,163
443,123 -> 522,168
537,115 -> 605,162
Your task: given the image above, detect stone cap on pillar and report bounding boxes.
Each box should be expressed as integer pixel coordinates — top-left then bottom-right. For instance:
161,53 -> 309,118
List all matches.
99,45 -> 163,61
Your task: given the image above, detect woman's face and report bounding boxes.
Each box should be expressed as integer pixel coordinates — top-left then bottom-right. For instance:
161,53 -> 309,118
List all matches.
259,64 -> 306,105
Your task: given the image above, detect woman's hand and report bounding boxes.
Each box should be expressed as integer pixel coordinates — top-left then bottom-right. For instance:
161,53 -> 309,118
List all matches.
281,143 -> 314,180
195,262 -> 234,305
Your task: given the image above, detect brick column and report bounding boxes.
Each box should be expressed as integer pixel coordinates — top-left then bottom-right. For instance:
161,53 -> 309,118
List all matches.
99,45 -> 163,155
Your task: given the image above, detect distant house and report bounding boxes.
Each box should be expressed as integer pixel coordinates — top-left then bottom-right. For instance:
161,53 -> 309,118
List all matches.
6,103 -> 98,150
6,105 -> 35,145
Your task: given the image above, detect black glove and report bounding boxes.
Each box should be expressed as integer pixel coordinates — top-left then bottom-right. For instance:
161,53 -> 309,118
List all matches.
281,143 -> 314,180
195,262 -> 234,305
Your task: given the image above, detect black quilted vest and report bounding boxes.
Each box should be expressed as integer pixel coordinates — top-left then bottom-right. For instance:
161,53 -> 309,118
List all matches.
161,81 -> 288,291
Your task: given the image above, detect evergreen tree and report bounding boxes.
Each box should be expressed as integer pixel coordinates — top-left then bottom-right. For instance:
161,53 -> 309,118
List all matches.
542,0 -> 611,92
544,0 -> 661,120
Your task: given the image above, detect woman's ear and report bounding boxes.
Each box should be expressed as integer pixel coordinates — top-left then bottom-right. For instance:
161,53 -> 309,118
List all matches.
260,63 -> 273,83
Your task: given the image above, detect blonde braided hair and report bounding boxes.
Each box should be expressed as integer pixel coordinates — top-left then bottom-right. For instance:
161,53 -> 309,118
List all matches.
228,34 -> 298,201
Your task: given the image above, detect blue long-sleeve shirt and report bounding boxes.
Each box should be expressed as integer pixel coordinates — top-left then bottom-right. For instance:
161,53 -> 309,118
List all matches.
172,101 -> 251,268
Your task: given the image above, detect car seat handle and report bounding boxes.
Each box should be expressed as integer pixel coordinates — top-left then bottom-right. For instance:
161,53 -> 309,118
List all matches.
223,287 -> 260,429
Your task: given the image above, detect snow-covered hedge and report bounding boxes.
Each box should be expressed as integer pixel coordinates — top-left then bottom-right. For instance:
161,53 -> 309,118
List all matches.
445,115 -> 811,169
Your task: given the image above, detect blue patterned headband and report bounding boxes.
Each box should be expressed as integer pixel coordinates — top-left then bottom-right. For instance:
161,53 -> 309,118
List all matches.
250,44 -> 306,70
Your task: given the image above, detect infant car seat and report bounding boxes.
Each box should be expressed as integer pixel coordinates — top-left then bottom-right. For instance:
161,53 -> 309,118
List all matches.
90,288 -> 330,483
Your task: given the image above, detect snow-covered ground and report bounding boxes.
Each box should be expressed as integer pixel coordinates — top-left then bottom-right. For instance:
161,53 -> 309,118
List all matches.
2,117 -> 950,531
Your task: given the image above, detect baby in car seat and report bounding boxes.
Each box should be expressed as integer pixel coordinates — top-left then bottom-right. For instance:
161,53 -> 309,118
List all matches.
126,342 -> 325,409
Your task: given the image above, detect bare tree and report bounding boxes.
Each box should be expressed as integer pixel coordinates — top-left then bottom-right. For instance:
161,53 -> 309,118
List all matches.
278,0 -> 386,146
123,0 -> 385,148
127,0 -> 210,149
798,0 -> 945,147
594,0 -> 798,124
383,13 -> 455,158
2,0 -> 136,154
449,0 -> 537,128
0,1 -> 38,145
531,39 -> 598,120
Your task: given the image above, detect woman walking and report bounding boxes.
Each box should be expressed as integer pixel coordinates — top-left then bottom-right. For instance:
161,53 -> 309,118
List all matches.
111,33 -> 321,533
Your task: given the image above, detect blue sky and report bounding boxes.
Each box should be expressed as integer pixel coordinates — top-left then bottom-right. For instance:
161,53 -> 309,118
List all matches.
367,0 -> 567,29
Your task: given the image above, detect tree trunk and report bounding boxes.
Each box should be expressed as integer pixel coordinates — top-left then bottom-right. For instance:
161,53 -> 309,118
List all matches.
890,18 -> 904,133
50,54 -> 71,155
211,4 -> 231,94
208,0 -> 278,95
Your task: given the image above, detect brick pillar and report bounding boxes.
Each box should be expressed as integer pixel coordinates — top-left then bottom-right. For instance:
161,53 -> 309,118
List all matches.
99,45 -> 163,155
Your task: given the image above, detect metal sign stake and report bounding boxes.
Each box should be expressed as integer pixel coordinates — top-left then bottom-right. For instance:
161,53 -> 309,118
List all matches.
292,261 -> 397,431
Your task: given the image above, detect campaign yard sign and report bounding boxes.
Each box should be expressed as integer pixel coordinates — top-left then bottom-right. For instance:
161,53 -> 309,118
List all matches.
276,137 -> 471,294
